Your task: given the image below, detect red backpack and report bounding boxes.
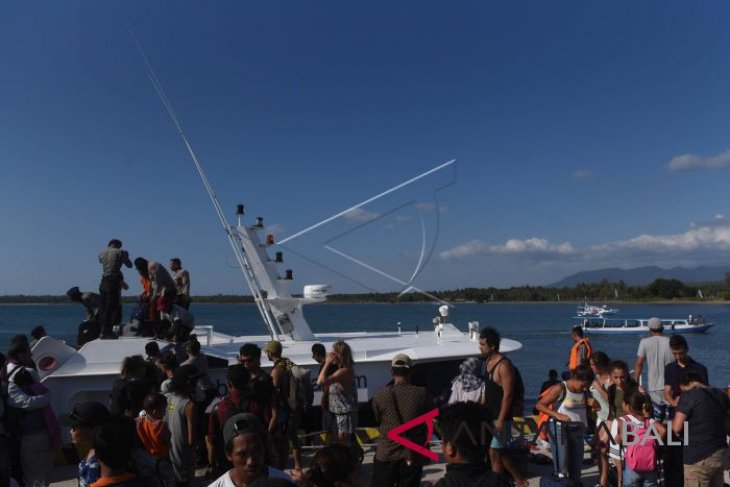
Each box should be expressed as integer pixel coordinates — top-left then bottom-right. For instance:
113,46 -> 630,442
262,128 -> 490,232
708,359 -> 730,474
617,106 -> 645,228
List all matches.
622,416 -> 657,473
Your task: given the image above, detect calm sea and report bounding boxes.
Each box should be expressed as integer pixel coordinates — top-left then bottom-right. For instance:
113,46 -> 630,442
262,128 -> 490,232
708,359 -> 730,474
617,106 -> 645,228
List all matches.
1,302 -> 728,396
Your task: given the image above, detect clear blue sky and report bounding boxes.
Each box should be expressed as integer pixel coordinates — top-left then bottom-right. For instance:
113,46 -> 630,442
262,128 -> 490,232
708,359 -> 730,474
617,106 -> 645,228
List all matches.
2,1 -> 730,295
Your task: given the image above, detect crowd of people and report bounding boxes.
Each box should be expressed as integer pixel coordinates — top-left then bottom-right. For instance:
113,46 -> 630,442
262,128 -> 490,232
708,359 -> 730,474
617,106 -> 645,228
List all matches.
68,239 -> 192,347
534,320 -> 729,487
1,311 -> 729,487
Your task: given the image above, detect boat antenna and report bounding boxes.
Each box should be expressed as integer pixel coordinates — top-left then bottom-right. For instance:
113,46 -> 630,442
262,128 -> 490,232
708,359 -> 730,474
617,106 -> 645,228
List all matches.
130,31 -> 279,339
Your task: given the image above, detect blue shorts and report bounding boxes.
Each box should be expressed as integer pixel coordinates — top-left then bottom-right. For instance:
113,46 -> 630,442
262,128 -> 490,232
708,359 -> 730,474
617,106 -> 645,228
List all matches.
490,420 -> 513,449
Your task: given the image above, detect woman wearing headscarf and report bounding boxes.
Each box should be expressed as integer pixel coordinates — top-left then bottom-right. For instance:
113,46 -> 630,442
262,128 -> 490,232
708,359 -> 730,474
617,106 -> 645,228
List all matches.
448,357 -> 486,404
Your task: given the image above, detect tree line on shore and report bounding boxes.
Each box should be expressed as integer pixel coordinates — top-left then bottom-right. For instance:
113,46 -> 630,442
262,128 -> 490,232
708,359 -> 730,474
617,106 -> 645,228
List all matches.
2,276 -> 730,304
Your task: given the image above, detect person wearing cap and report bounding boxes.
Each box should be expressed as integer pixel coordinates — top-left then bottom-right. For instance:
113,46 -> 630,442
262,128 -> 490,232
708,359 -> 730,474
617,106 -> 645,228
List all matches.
634,317 -> 674,420
67,286 -> 102,321
263,340 -> 302,475
370,353 -> 432,487
207,413 -> 292,487
165,364 -> 200,487
59,402 -> 111,487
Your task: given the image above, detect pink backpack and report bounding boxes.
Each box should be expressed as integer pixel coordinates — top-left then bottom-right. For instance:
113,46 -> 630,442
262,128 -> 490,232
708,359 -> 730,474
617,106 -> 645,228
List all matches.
622,416 -> 657,473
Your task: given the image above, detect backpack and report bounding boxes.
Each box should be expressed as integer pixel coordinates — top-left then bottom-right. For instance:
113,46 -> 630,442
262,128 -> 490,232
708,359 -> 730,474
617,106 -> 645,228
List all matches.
286,361 -> 314,412
622,416 -> 657,473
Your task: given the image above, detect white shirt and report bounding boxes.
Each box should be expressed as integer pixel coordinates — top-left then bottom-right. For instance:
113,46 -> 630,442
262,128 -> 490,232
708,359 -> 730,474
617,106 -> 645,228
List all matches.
207,467 -> 292,487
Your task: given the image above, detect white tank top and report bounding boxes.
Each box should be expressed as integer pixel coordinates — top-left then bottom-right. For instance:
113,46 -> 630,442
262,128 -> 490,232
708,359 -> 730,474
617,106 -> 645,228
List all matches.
557,382 -> 588,425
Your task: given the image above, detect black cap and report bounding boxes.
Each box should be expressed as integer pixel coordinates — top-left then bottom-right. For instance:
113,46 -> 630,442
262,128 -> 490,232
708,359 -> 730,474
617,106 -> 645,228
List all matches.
59,401 -> 111,428
223,413 -> 266,446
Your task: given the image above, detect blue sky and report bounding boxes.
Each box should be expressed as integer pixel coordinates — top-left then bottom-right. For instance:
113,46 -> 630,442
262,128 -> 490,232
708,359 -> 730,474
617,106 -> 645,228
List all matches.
2,1 -> 730,295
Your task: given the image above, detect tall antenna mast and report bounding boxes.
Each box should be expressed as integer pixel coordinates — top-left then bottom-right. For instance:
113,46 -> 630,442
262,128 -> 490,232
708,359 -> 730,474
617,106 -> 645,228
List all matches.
130,32 -> 279,339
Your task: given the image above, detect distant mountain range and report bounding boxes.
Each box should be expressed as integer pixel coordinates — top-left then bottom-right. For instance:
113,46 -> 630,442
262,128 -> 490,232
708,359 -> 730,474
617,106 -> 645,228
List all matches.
550,266 -> 730,287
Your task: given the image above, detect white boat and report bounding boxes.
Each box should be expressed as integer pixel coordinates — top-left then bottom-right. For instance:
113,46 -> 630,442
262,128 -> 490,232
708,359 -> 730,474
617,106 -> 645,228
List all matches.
32,52 -> 521,419
576,303 -> 619,317
578,317 -> 715,335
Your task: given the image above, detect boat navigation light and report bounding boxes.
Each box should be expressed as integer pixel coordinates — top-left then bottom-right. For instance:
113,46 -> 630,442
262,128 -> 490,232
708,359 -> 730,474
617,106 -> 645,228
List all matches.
236,205 -> 245,226
267,234 -> 275,245
285,269 -> 293,280
255,217 -> 264,227
275,252 -> 283,262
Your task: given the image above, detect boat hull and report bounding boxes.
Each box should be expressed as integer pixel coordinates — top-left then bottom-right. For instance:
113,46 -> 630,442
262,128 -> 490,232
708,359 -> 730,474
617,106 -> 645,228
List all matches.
583,323 -> 714,335
35,324 -> 521,421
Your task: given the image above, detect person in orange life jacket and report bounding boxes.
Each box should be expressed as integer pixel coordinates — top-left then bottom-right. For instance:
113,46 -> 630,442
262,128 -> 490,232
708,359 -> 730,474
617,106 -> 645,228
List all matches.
536,365 -> 600,483
478,327 -> 528,487
134,393 -> 174,487
564,326 -> 593,379
611,388 -> 666,487
136,393 -> 171,459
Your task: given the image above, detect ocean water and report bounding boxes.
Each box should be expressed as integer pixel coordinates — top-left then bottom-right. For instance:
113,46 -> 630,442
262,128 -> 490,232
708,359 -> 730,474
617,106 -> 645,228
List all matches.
1,302 -> 729,397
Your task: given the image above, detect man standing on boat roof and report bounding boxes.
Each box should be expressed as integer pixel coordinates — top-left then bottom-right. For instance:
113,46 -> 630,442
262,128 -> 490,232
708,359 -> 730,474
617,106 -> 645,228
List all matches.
634,317 -> 673,420
169,258 -> 191,310
98,239 -> 132,339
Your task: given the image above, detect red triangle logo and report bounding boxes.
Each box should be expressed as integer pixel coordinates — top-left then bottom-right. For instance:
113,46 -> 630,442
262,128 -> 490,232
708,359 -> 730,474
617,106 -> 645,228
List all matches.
386,408 -> 440,462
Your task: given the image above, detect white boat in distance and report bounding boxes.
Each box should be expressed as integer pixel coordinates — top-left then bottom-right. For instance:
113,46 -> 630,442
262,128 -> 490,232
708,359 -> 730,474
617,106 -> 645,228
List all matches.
578,317 -> 715,335
576,303 -> 619,317
32,48 -> 522,419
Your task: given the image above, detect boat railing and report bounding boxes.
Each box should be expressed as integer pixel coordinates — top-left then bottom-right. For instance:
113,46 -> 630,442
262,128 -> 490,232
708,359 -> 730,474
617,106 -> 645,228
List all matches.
195,325 -> 214,346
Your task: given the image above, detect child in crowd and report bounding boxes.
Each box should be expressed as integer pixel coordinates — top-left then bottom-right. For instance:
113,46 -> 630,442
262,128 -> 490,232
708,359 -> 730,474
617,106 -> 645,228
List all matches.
606,360 -> 642,487
134,393 -> 173,487
589,351 -> 612,487
610,387 -> 665,487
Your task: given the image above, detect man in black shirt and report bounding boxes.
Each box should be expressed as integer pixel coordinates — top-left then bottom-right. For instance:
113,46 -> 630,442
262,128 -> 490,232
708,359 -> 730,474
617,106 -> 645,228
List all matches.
662,334 -> 709,487
663,335 -> 709,409
672,370 -> 729,486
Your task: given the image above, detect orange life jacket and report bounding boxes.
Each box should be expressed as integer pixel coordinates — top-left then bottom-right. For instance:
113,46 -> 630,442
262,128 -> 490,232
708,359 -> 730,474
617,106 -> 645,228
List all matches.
569,338 -> 593,370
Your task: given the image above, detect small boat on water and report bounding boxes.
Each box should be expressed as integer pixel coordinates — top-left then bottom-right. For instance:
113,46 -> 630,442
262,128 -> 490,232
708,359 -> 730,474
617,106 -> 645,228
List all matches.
578,316 -> 715,335
576,303 -> 619,317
